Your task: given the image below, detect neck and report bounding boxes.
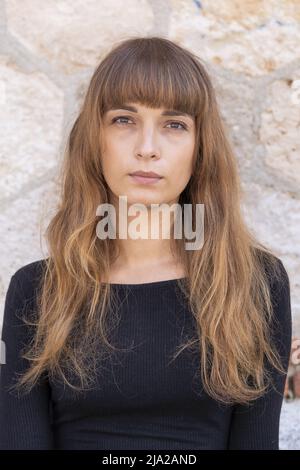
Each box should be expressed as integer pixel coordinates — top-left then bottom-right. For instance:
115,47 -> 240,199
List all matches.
110,195 -> 181,269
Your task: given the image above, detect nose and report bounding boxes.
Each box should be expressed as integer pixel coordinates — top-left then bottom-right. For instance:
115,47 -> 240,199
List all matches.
135,126 -> 160,160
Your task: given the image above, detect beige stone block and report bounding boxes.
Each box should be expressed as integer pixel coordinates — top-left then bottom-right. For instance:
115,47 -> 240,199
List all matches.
0,180 -> 58,331
0,56 -> 63,200
6,0 -> 154,73
211,72 -> 257,170
260,73 -> 300,185
242,181 -> 300,334
170,0 -> 300,76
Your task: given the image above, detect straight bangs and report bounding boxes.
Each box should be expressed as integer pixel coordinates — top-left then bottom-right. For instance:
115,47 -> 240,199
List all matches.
98,40 -> 204,120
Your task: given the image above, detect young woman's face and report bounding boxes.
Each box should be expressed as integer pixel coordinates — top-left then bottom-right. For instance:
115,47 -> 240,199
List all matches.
101,102 -> 196,207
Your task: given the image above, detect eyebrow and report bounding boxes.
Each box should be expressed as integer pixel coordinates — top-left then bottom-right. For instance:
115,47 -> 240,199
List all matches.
107,104 -> 194,120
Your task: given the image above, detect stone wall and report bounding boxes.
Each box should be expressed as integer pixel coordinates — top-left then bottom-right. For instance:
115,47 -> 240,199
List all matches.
0,0 -> 299,338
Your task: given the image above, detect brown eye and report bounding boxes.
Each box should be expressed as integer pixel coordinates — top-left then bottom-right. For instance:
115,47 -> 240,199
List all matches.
166,121 -> 187,131
112,116 -> 134,125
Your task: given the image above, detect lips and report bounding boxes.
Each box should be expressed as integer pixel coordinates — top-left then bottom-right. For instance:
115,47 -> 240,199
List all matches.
129,171 -> 162,178
129,171 -> 163,186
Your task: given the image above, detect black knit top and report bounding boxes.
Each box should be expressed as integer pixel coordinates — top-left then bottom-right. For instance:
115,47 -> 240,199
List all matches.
0,257 -> 292,449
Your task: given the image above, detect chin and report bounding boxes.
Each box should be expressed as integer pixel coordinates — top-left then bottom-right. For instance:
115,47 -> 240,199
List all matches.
121,191 -> 159,206
128,198 -> 160,208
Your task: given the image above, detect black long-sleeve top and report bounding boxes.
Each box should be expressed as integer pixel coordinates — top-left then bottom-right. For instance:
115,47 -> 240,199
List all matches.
0,257 -> 292,450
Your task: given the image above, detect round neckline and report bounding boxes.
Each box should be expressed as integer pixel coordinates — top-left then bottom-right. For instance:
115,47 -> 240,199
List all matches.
105,277 -> 187,289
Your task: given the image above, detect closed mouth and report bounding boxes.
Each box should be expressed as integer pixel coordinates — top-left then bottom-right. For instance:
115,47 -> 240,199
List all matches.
129,172 -> 162,179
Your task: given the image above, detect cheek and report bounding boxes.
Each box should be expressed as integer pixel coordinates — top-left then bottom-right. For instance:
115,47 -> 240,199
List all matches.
171,167 -> 192,191
101,144 -> 126,181
172,145 -> 194,179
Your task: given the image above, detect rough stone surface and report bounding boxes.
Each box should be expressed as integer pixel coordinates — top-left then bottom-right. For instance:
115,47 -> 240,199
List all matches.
0,55 -> 63,201
260,72 -> 300,185
6,0 -> 154,73
170,0 -> 300,76
280,399 -> 300,450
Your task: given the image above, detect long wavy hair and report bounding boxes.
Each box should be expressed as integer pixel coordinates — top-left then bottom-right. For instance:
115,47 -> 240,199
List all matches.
13,36 -> 287,405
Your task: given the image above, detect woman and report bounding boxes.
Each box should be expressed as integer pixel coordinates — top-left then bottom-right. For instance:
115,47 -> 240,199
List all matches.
0,36 -> 292,450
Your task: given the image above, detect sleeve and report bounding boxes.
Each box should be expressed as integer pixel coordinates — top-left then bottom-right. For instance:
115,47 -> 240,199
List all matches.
227,258 -> 292,450
0,272 -> 54,449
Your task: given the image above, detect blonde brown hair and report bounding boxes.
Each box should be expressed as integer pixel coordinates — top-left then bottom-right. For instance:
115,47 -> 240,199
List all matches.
13,36 -> 288,405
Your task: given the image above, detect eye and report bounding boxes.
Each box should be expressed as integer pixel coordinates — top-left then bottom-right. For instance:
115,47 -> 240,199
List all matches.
111,116 -> 188,131
166,121 -> 187,131
111,116 -> 133,126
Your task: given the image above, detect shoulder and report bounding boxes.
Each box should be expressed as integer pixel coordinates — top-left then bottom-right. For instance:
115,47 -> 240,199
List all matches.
255,250 -> 292,343
1,259 -> 49,363
3,258 -> 48,329
256,250 -> 290,302
262,254 -> 292,366
9,258 -> 48,299
263,254 -> 291,314
11,257 -> 48,284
